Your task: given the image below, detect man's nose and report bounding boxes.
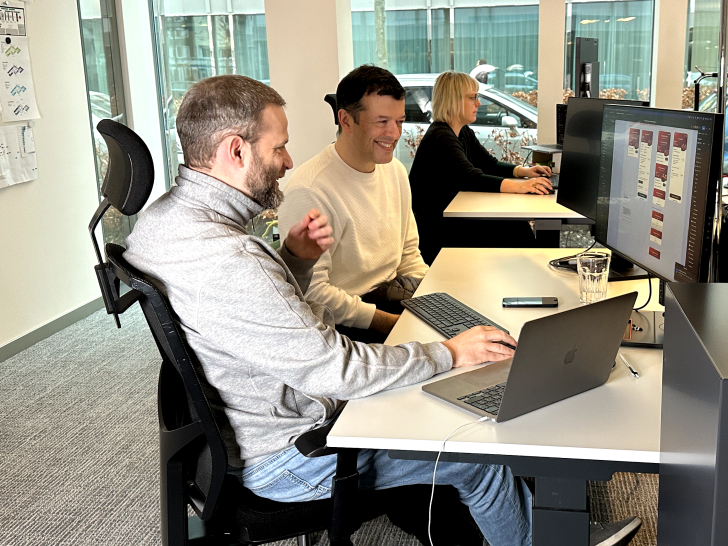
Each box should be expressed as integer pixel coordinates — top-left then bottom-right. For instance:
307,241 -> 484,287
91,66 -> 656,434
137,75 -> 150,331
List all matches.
283,149 -> 293,170
387,121 -> 402,139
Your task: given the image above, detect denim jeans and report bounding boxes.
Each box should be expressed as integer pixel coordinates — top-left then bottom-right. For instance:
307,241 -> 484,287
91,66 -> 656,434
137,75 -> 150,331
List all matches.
238,445 -> 532,546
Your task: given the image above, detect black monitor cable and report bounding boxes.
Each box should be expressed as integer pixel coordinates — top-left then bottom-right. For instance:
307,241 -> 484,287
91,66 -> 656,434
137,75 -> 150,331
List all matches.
548,239 -> 597,273
633,273 -> 652,311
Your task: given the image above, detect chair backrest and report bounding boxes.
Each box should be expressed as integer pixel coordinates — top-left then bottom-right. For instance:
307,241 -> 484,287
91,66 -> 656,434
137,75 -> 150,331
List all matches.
104,244 -> 229,527
87,120 -> 229,542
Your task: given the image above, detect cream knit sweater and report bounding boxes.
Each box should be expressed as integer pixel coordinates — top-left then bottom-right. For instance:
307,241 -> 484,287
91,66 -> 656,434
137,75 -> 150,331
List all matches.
278,144 -> 428,329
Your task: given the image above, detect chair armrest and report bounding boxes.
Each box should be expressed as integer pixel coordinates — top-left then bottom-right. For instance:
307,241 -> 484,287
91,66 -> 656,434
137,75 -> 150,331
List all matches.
294,403 -> 352,458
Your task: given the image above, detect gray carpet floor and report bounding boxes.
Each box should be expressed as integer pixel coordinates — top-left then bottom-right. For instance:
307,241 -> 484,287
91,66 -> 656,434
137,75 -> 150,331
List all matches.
0,306 -> 658,545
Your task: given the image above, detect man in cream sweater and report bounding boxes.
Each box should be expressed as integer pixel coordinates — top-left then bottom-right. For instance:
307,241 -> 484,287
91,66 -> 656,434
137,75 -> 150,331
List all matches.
278,66 -> 427,342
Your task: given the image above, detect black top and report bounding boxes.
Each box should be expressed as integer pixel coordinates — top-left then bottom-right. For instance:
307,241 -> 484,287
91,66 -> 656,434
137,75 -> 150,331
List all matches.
409,121 -> 515,263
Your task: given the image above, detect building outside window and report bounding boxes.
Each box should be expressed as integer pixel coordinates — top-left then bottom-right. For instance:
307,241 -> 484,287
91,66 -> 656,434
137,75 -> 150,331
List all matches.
351,0 -> 540,167
351,0 -> 539,103
564,0 -> 654,103
151,0 -> 269,185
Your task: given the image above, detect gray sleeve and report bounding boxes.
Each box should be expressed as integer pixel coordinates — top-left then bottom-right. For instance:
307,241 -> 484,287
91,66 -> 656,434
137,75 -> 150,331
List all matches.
196,245 -> 453,400
278,241 -> 317,294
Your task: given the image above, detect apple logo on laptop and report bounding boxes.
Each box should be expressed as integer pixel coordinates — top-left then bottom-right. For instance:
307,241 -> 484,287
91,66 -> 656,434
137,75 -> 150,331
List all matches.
564,345 -> 578,365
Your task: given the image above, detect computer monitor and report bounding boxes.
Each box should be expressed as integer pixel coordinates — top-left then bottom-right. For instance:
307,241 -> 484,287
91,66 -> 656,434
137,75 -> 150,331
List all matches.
594,105 -> 723,284
557,97 -> 648,221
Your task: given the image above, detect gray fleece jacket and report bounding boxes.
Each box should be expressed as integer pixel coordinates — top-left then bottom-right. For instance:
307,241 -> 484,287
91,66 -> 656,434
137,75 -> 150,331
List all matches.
123,166 -> 453,462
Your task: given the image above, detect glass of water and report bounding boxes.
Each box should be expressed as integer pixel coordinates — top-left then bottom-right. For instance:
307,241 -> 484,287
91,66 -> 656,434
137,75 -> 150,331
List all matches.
577,251 -> 611,305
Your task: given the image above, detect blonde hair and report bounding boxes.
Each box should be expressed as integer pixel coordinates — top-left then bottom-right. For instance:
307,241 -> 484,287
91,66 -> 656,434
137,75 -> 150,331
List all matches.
432,71 -> 479,126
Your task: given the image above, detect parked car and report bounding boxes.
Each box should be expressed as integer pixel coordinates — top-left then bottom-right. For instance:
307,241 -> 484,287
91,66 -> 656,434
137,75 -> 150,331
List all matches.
394,74 -> 538,171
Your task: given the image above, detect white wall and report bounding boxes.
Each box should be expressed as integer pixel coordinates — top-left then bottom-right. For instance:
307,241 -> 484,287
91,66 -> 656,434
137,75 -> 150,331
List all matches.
537,0 -> 566,143
0,0 -> 100,348
651,0 -> 689,109
265,0 -> 353,181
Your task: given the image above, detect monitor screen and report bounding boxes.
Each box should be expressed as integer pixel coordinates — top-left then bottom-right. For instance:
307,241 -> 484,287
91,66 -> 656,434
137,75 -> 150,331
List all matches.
595,105 -> 723,283
557,97 -> 648,220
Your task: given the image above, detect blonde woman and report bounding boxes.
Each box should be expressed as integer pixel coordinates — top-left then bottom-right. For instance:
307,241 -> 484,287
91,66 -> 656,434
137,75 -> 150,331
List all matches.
409,71 -> 553,263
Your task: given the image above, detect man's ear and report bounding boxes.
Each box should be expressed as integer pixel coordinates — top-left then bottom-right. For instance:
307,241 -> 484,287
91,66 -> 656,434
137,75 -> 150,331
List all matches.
338,109 -> 353,133
227,135 -> 250,166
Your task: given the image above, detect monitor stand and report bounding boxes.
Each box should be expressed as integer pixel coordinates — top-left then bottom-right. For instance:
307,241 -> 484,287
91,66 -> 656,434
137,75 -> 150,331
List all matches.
621,310 -> 664,348
608,254 -> 650,282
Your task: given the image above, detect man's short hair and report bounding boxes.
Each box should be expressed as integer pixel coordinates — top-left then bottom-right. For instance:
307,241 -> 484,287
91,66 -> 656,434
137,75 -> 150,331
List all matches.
176,75 -> 286,168
432,71 -> 478,127
336,65 -> 405,124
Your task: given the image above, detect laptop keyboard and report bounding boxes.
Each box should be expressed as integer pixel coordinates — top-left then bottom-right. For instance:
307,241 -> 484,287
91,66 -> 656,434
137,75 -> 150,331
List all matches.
458,382 -> 507,415
401,292 -> 509,338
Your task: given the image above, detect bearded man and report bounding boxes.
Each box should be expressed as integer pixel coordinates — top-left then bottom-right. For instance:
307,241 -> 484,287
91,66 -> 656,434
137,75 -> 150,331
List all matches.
123,75 -> 537,546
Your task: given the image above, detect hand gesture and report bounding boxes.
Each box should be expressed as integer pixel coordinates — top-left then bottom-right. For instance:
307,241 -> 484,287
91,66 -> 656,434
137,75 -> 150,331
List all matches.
284,209 -> 334,260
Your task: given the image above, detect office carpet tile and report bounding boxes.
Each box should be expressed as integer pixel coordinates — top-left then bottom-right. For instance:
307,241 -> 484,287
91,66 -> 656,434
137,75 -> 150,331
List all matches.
0,306 -> 658,545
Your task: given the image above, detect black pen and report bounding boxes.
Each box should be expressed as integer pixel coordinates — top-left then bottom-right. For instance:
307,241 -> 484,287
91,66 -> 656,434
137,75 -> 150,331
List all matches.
619,353 -> 639,378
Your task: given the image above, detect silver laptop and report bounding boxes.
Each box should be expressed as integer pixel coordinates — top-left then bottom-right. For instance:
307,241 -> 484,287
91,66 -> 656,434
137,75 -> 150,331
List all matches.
423,292 -> 638,422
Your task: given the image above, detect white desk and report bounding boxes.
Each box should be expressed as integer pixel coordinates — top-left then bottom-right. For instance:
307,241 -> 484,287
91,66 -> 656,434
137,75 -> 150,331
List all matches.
443,191 -> 586,221
328,248 -> 662,544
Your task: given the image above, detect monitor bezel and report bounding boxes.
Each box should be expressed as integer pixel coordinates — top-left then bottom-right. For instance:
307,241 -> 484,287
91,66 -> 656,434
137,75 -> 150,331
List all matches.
594,105 -> 723,284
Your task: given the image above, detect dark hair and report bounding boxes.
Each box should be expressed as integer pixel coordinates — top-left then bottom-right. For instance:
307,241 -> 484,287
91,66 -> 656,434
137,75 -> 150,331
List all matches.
335,65 -> 405,123
176,75 -> 286,168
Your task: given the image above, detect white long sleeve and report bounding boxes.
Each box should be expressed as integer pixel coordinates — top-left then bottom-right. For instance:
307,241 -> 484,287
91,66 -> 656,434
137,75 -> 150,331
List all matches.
278,144 -> 428,328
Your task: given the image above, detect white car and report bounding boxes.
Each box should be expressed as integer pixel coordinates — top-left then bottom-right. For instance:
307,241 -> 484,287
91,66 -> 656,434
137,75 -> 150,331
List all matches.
394,74 -> 538,171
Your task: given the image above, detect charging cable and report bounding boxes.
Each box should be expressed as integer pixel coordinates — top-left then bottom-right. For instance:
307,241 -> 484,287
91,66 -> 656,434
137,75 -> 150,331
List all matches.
427,415 -> 493,546
548,240 -> 597,273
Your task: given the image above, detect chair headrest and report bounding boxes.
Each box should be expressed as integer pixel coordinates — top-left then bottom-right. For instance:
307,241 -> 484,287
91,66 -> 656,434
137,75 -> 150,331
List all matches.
324,94 -> 338,126
97,119 -> 154,216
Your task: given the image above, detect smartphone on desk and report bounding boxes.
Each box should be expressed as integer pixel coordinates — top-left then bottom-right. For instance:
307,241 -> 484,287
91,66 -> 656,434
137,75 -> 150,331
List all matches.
503,297 -> 559,308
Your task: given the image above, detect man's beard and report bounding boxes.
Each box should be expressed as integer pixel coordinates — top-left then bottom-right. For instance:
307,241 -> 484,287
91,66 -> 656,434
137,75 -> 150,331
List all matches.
247,149 -> 284,209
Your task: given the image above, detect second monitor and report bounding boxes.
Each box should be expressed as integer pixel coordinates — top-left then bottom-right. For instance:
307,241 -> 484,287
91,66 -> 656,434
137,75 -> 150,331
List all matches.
557,97 -> 648,221
595,105 -> 722,284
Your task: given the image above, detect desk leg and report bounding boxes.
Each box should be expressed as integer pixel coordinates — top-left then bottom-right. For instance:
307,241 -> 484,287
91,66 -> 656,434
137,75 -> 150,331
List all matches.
532,477 -> 589,546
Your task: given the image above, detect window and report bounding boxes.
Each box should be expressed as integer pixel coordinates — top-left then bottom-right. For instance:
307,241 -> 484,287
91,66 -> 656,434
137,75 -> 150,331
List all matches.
564,0 -> 654,102
151,1 -> 269,184
354,1 -> 541,169
684,0 -> 726,172
684,0 -> 720,111
78,0 -> 131,247
351,1 -> 539,106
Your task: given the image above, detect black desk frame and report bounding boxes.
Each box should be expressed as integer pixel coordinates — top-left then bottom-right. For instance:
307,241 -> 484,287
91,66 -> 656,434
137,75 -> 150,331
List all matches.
389,450 -> 658,546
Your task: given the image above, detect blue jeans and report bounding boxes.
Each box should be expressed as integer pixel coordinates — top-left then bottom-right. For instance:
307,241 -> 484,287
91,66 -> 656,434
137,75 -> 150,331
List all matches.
239,446 -> 532,546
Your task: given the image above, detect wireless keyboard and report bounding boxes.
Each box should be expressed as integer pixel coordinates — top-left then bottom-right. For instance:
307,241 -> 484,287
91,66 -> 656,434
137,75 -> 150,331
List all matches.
401,292 -> 509,338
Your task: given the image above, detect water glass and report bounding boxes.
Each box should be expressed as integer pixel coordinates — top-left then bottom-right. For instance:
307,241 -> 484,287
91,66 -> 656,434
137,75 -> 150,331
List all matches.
577,251 -> 611,305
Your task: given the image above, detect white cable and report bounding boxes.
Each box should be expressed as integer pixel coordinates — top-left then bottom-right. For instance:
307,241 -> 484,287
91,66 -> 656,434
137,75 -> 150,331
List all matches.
427,415 -> 493,546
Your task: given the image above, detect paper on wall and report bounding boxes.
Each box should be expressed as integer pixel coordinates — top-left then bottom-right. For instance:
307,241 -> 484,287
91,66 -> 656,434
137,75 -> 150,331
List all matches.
0,122 -> 38,189
0,2 -> 26,37
0,36 -> 39,121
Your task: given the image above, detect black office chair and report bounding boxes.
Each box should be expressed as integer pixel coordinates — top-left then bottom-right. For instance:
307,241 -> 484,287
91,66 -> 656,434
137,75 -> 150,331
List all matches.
89,119 -> 483,546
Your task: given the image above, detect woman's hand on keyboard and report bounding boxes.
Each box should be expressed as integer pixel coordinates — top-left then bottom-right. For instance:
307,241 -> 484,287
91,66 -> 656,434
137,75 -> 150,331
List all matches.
442,326 -> 517,368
